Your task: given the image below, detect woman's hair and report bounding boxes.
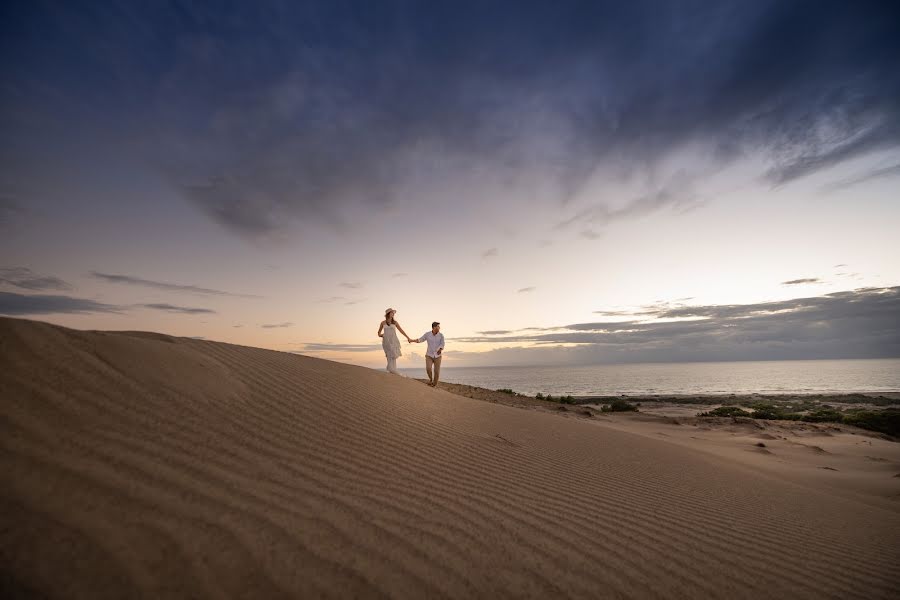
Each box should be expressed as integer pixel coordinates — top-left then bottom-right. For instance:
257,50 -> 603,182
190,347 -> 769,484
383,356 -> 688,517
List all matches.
384,309 -> 397,325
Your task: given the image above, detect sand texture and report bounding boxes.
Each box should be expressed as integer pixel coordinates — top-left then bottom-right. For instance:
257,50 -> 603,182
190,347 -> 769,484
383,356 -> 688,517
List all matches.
2,316 -> 899,599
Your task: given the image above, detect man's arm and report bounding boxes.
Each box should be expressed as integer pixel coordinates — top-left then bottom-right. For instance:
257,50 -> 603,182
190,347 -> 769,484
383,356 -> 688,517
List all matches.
437,333 -> 445,354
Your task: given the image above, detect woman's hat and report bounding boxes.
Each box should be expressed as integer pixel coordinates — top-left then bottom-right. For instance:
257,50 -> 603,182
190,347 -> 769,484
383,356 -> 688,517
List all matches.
385,307 -> 396,316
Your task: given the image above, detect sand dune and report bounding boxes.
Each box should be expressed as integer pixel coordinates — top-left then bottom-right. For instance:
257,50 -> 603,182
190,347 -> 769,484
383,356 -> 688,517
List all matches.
2,316 -> 899,599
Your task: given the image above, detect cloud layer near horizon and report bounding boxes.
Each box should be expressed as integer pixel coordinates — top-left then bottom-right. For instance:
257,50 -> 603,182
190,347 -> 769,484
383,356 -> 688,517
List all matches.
445,286 -> 900,364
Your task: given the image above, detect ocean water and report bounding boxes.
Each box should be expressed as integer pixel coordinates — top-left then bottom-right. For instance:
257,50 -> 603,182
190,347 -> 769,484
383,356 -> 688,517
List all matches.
398,358 -> 900,396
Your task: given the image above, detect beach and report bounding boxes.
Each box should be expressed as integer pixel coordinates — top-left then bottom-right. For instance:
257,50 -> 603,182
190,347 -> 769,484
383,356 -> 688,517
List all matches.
2,316 -> 899,598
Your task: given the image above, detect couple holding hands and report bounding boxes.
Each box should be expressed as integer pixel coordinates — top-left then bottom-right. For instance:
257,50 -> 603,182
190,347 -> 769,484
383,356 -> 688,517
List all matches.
378,308 -> 445,386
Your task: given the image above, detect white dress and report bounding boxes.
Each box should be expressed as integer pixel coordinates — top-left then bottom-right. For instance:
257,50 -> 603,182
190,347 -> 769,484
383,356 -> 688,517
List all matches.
382,322 -> 402,360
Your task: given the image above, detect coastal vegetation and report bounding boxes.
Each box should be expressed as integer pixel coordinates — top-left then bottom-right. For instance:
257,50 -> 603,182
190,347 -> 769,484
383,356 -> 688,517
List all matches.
697,404 -> 900,438
600,399 -> 639,412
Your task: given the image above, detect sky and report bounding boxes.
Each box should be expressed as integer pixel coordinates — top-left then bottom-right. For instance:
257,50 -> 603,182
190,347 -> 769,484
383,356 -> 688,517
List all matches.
1,0 -> 899,369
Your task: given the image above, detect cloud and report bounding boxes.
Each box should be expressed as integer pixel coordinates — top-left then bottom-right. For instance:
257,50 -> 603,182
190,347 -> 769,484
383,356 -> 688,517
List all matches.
834,264 -> 848,268
0,196 -> 26,227
298,343 -> 382,353
233,324 -> 243,328
339,282 -> 363,289
260,322 -> 293,328
481,248 -> 499,259
391,272 -> 408,278
344,299 -> 367,306
140,303 -> 216,314
5,2 -> 900,241
477,330 -> 513,335
592,309 -> 659,317
90,272 -> 260,298
557,170 -> 704,231
318,296 -> 346,303
517,286 -> 536,293
0,267 -> 73,291
450,286 -> 900,363
782,278 -> 822,285
0,291 -> 123,315
835,272 -> 863,280
822,162 -> 900,192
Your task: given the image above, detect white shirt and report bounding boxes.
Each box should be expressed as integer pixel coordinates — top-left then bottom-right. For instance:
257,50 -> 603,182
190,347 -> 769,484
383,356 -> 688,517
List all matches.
418,331 -> 445,358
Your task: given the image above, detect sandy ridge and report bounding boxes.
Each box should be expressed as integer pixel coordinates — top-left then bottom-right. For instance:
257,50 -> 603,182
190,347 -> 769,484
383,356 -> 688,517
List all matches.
2,317 -> 899,598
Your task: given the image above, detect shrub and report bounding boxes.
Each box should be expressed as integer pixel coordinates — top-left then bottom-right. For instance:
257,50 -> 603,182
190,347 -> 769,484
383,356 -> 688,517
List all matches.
496,388 -> 517,395
698,406 -> 752,418
800,409 -> 844,423
535,392 -> 544,400
601,399 -> 638,412
842,410 -> 900,437
748,403 -> 802,420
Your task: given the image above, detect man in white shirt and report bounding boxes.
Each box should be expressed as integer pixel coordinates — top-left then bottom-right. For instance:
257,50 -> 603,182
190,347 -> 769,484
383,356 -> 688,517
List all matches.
411,321 -> 445,387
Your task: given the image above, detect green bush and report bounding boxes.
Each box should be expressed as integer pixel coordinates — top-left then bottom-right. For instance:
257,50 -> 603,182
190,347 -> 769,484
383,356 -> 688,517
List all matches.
601,399 -> 638,412
801,409 -> 844,423
842,410 -> 900,437
748,403 -> 802,420
698,406 -> 752,418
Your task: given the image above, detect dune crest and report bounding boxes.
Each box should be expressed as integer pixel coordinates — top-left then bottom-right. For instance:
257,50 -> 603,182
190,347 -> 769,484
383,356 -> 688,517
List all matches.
2,316 -> 899,598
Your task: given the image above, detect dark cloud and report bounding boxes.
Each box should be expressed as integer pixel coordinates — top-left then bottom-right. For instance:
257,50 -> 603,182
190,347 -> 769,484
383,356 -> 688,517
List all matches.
260,322 -> 293,328
517,287 -> 536,293
0,291 -> 123,315
453,286 -> 900,363
140,303 -> 216,314
90,272 -> 261,298
782,278 -> 822,285
3,2 -> 899,240
0,267 -> 73,291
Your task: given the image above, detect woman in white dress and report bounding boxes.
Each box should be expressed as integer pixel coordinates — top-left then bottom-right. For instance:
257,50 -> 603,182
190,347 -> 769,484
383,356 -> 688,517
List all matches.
378,308 -> 412,374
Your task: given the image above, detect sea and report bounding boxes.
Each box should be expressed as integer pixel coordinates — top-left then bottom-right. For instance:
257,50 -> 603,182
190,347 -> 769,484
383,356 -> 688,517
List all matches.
397,358 -> 900,397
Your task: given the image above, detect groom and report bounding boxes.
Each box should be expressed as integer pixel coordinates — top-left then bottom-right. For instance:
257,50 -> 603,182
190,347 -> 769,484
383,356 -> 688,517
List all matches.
411,321 -> 445,387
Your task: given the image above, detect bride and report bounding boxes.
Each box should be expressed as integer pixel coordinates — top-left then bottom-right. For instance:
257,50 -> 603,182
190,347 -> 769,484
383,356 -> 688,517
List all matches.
378,308 -> 412,374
